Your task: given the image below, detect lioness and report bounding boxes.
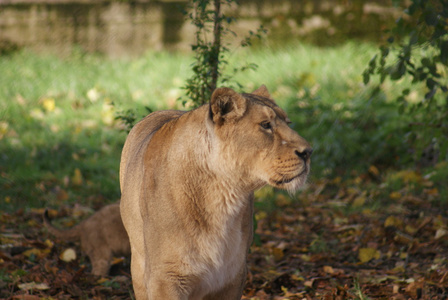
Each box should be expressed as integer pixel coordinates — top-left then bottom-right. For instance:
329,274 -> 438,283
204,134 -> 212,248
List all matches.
43,203 -> 130,276
120,86 -> 312,299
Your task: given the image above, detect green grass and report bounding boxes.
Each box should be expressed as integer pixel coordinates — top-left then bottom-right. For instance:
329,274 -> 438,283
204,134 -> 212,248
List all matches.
0,42 -> 446,211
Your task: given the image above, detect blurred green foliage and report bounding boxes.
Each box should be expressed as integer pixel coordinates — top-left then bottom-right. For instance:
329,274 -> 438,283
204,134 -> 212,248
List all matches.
0,40 -> 446,211
364,0 -> 448,165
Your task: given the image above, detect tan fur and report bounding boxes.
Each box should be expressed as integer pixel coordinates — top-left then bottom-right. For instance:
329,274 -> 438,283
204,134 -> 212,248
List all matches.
120,85 -> 312,299
43,203 -> 130,276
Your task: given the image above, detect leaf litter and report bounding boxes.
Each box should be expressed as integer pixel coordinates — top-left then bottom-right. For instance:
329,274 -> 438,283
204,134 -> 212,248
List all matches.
1,168 -> 447,299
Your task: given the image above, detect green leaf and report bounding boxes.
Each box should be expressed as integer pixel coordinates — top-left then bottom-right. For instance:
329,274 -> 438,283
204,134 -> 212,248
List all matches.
363,70 -> 370,85
390,61 -> 406,80
421,57 -> 431,67
440,41 -> 448,65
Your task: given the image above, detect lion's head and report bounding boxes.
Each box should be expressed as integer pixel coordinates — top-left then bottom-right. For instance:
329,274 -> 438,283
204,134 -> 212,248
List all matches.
207,85 -> 312,194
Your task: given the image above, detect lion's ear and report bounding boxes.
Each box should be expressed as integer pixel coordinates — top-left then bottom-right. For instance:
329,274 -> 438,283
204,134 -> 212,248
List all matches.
210,87 -> 247,125
252,85 -> 271,99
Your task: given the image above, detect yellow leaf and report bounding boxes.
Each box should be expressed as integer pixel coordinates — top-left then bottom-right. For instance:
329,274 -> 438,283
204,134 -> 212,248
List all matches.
358,247 -> 380,263
31,208 -> 45,214
255,211 -> 267,221
290,274 -> 304,281
300,254 -> 311,262
5,196 -> 11,203
332,177 -> 342,184
96,277 -> 109,284
389,191 -> 402,200
0,121 -> 8,139
405,225 -> 417,235
111,257 -> 125,265
23,248 -> 50,259
323,265 -> 334,274
60,248 -> 77,262
362,208 -> 373,216
23,248 -> 42,258
392,266 -> 406,273
47,209 -> 58,218
352,196 -> 366,208
424,188 -> 439,196
272,247 -> 284,261
384,216 -> 403,228
369,165 -> 380,176
42,98 -> 55,112
391,170 -> 422,183
72,168 -> 83,186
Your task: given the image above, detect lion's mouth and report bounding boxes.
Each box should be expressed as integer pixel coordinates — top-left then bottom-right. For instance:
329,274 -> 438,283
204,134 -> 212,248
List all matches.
273,167 -> 308,185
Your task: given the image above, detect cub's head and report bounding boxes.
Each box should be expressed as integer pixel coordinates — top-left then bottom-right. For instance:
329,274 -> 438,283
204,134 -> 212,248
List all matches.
208,85 -> 312,193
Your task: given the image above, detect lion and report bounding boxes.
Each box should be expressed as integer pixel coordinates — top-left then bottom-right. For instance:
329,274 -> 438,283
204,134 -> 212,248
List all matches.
119,85 -> 312,299
43,203 -> 130,276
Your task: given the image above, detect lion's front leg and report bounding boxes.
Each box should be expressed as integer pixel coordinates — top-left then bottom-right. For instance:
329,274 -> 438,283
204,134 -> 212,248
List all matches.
203,265 -> 247,300
147,276 -> 191,300
129,247 -> 148,300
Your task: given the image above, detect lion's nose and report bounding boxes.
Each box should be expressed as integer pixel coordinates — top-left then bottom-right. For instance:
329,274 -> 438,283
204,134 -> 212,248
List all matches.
295,148 -> 313,161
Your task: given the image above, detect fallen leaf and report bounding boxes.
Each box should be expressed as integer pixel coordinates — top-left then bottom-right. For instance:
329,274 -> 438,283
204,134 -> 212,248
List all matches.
384,216 -> 403,228
72,168 -> 83,186
352,196 -> 366,207
424,188 -> 439,196
97,277 -> 109,284
323,265 -> 334,274
359,247 -> 380,263
12,296 -> 40,300
60,248 -> 77,262
369,165 -> 380,176
0,121 -> 9,139
300,254 -> 311,262
18,281 -> 50,291
111,256 -> 125,265
394,231 -> 414,244
42,97 -> 55,112
304,280 -> 314,288
23,248 -> 50,259
87,87 -> 101,102
435,228 -> 447,240
405,225 -> 417,235
389,191 -> 402,200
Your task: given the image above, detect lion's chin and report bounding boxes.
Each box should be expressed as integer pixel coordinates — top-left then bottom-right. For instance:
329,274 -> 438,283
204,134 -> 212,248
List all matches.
270,169 -> 309,194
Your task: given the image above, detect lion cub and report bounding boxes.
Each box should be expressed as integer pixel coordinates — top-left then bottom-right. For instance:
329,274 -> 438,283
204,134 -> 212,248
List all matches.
43,203 -> 130,276
120,85 -> 312,299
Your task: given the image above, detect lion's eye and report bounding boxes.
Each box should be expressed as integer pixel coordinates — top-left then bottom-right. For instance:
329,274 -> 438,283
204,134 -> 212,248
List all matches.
260,121 -> 272,130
